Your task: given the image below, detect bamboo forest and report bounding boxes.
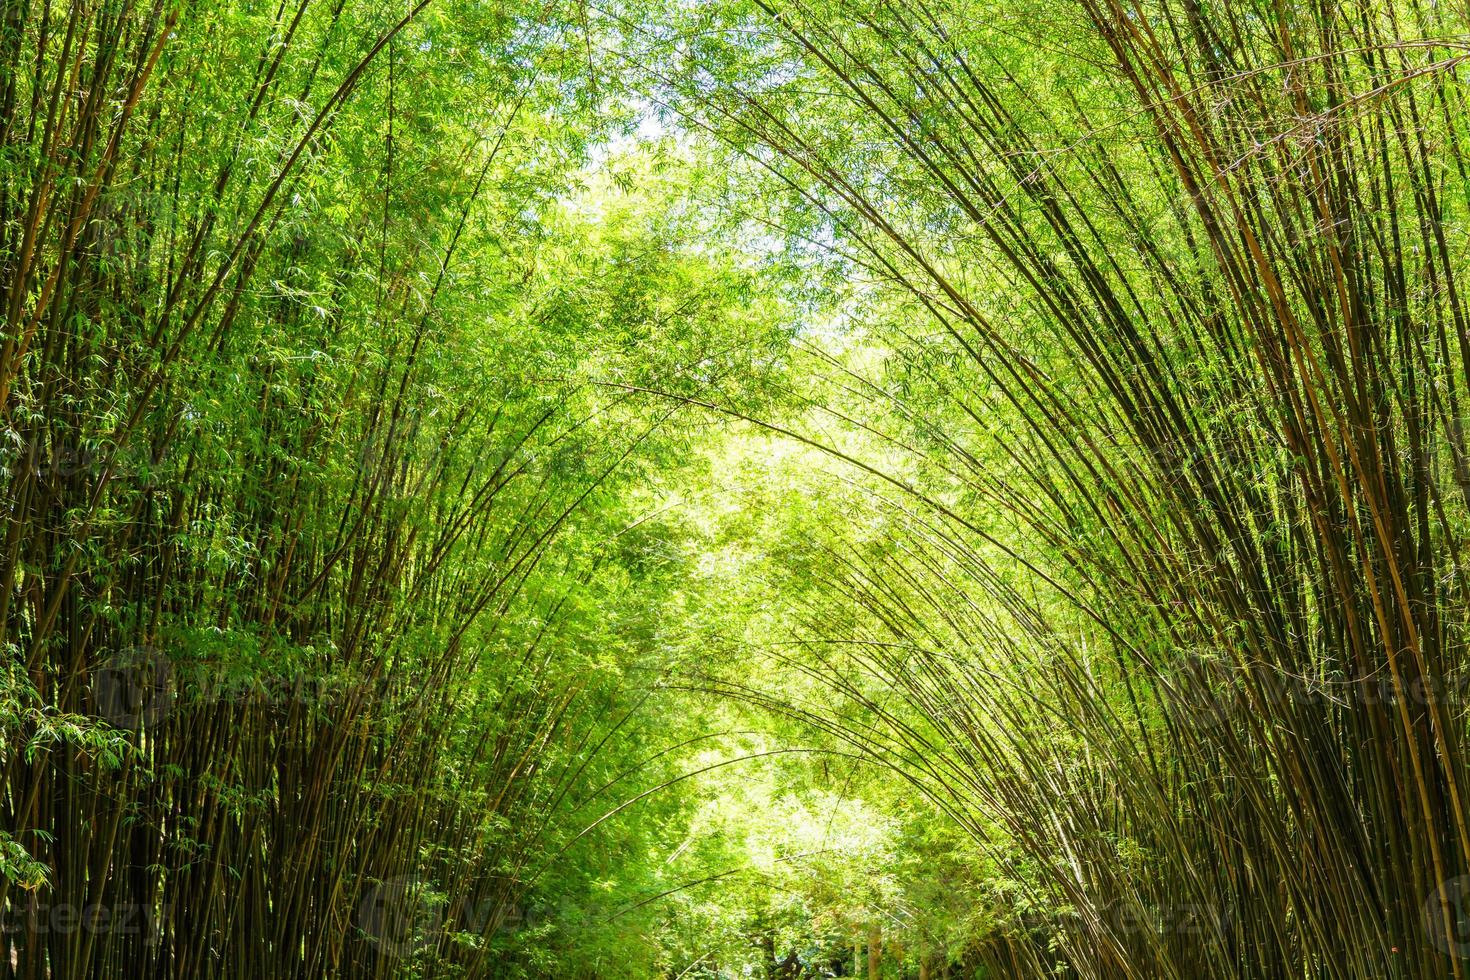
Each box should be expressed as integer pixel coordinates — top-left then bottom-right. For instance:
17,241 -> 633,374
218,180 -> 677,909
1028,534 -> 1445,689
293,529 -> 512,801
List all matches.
12,0 -> 1470,976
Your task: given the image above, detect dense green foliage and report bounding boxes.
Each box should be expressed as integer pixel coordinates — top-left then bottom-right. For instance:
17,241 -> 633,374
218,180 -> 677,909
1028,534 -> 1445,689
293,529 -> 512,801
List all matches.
7,0 -> 1470,976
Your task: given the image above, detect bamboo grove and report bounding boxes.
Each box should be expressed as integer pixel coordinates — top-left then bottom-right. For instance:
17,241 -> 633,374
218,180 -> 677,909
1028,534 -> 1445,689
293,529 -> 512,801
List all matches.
620,0 -> 1470,972
8,0 -> 1470,976
0,0 -> 788,974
